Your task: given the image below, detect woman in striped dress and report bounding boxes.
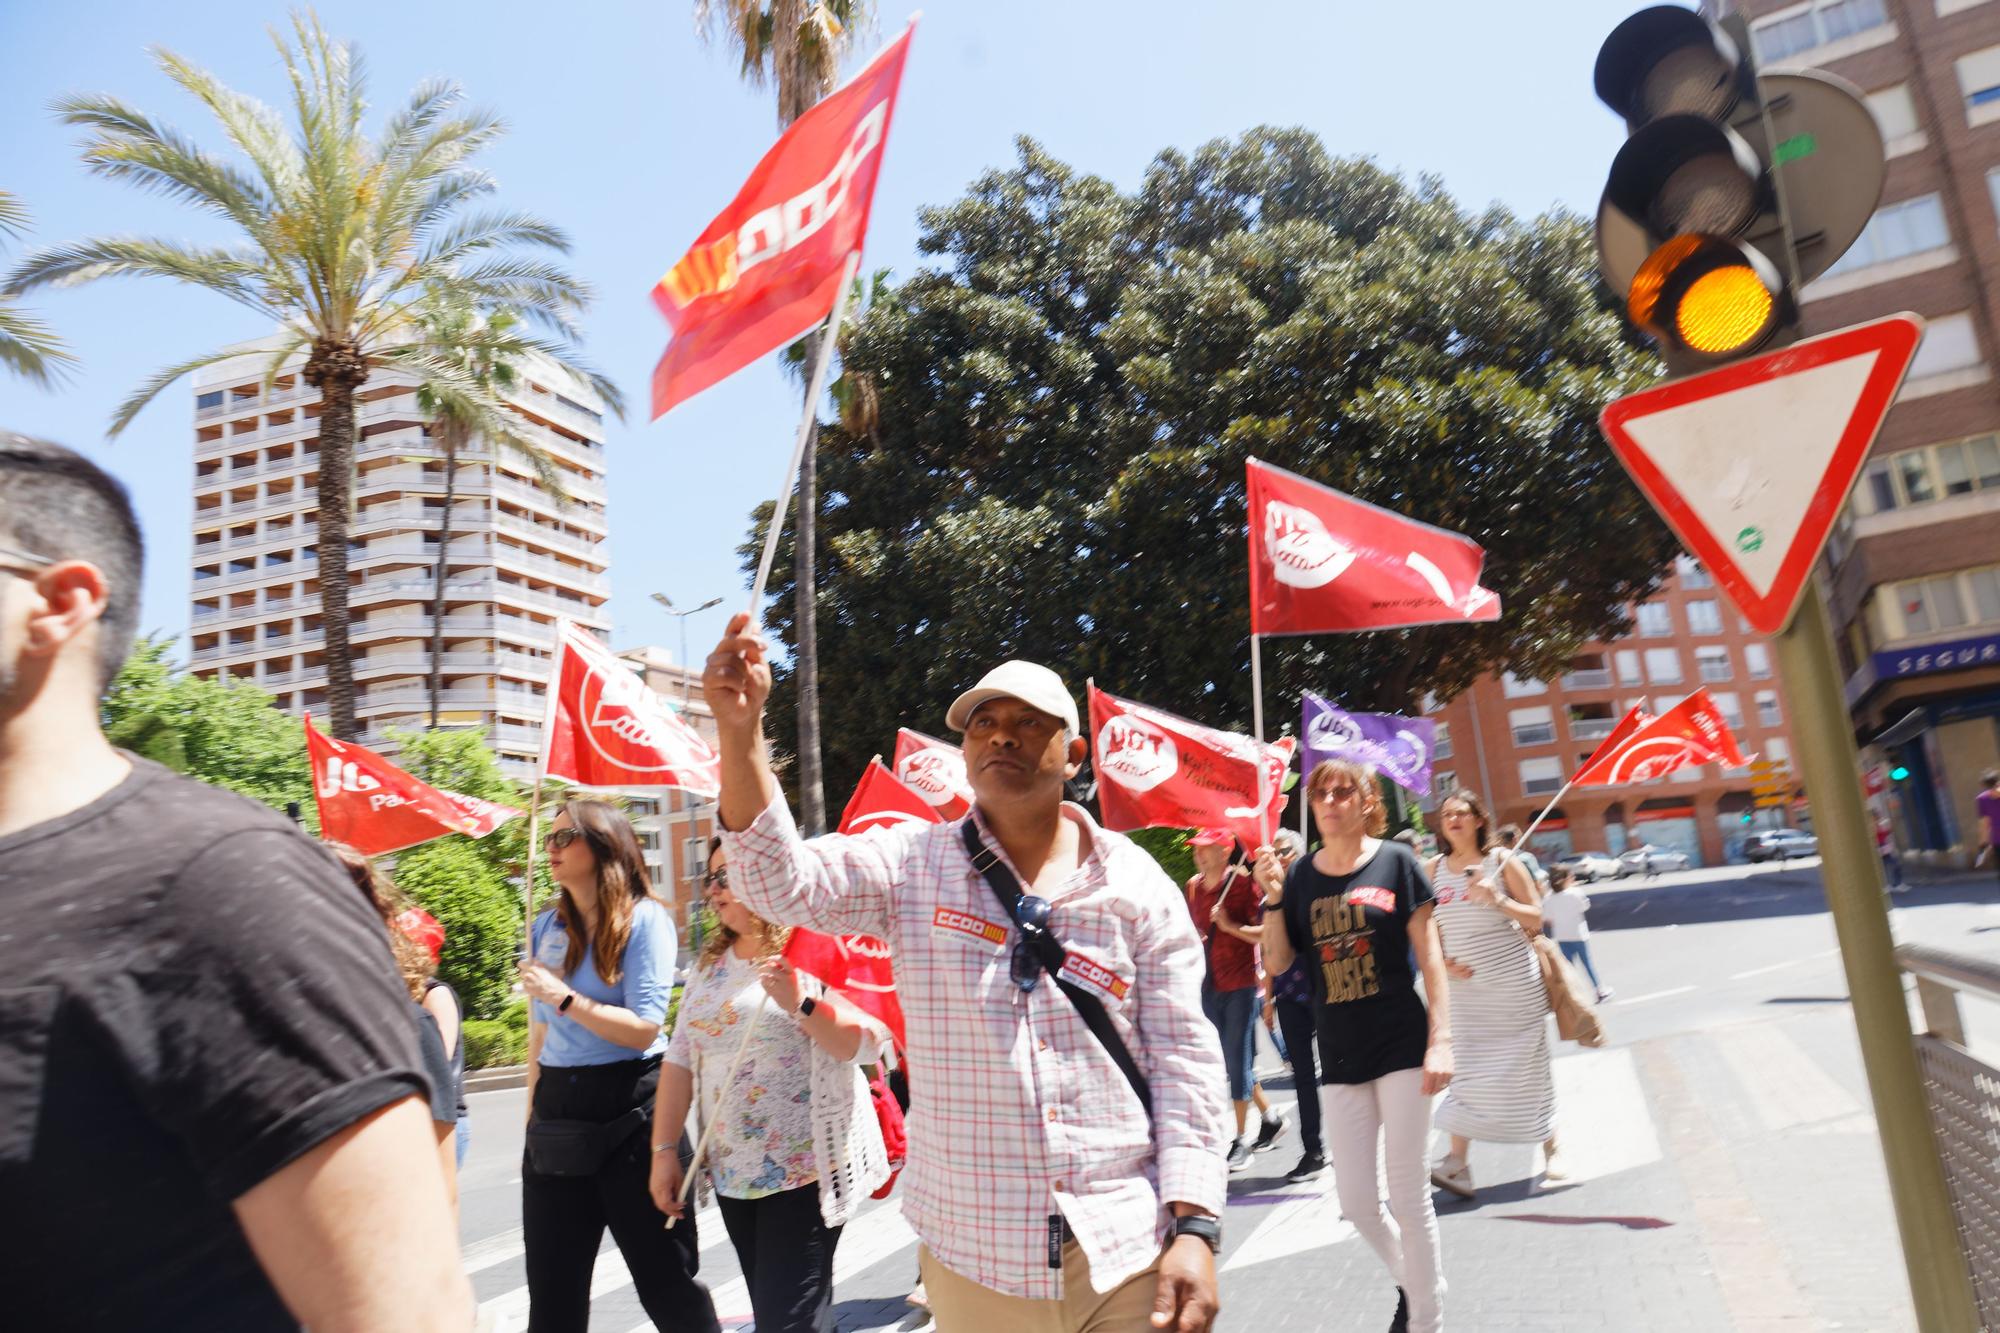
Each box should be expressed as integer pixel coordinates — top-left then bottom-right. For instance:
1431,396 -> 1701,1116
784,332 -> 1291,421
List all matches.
1427,790 -> 1559,1198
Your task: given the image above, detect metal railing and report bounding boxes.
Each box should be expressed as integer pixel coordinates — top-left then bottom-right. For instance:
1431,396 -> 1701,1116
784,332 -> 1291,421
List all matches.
1561,668 -> 1613,690
1569,717 -> 1616,740
1896,943 -> 2000,1328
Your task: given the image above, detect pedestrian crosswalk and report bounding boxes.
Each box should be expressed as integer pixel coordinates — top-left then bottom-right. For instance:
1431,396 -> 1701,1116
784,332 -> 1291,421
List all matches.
468,1008 -> 1879,1329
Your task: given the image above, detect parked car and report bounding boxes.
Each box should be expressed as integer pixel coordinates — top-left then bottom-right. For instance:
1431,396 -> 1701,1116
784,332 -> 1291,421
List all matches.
1619,844 -> 1691,874
1556,851 -> 1625,883
1746,828 -> 1820,862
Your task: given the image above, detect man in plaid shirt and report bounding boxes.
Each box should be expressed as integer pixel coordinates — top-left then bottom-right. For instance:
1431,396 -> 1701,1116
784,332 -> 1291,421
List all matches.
705,613 -> 1229,1332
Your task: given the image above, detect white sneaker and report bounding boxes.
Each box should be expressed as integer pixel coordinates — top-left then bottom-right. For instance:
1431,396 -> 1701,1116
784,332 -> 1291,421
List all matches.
1543,1140 -> 1571,1183
1429,1155 -> 1474,1198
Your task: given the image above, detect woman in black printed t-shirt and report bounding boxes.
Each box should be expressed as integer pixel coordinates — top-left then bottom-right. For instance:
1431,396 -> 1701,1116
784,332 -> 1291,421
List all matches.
1258,758 -> 1455,1333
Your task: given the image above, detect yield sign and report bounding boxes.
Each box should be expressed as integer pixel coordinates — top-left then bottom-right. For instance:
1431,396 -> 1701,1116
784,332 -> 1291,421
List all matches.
1599,313 -> 1924,635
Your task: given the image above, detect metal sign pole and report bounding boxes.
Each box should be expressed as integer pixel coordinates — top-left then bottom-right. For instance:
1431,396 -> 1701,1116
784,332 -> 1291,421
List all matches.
1771,583 -> 1976,1332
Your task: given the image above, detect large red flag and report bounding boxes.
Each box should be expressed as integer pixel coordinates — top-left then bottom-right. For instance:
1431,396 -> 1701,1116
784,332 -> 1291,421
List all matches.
1573,689 -> 1750,786
779,757 -> 926,1050
541,621 -> 722,793
1578,704 -> 1652,774
649,25 -> 916,417
1088,684 -> 1291,848
892,727 -> 972,819
305,716 -> 522,856
1247,457 -> 1502,635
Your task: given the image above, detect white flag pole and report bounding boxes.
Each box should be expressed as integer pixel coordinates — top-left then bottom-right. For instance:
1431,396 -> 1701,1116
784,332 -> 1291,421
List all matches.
524,621 -> 572,955
1494,777 -> 1575,881
1250,633 -> 1272,847
668,1007 -> 766,1225
747,251 -> 866,612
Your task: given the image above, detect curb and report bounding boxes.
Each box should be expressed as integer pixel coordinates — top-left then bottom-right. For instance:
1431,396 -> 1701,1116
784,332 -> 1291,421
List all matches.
466,1064 -> 529,1092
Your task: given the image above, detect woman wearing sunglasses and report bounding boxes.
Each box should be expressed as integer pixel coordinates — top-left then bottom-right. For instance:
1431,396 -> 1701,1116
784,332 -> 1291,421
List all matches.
649,839 -> 891,1333
516,800 -> 718,1333
1258,759 -> 1453,1333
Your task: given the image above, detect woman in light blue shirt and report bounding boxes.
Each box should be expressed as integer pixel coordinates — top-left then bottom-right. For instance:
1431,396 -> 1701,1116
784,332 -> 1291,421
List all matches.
516,799 -> 718,1333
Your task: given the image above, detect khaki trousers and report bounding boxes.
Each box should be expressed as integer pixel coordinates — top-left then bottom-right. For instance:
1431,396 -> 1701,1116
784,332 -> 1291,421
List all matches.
920,1241 -> 1164,1333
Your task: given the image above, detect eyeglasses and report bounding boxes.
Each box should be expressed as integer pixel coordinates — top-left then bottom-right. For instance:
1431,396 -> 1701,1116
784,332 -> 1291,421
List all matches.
703,866 -> 729,889
544,827 -> 584,851
0,543 -> 53,578
1008,894 -> 1054,993
1313,784 -> 1360,804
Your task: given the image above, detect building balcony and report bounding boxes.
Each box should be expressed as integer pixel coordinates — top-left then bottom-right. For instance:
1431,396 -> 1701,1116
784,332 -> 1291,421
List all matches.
1561,669 -> 1613,691
1569,717 -> 1616,741
1522,776 -> 1565,796
492,510 -> 607,563
1511,725 -> 1557,747
492,544 -> 609,592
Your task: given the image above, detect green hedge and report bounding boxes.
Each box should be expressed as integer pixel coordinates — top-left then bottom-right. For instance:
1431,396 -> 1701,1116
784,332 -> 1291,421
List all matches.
462,1018 -> 528,1070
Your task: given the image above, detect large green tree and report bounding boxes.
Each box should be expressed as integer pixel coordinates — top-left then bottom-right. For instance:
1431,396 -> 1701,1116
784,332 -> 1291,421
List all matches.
751,129 -> 1679,809
6,12 -> 600,741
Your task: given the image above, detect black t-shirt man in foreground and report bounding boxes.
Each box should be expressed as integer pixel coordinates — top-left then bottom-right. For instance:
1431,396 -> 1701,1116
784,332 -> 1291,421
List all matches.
0,434 -> 472,1330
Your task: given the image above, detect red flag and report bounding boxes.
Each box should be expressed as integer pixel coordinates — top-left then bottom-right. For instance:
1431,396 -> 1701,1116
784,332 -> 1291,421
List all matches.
783,927 -> 905,1052
1088,684 -> 1291,848
541,621 -> 722,793
1246,457 -> 1502,635
1578,704 -> 1652,774
892,727 -> 972,819
1573,689 -> 1750,786
649,25 -> 916,417
305,715 -> 522,857
839,756 -> 947,836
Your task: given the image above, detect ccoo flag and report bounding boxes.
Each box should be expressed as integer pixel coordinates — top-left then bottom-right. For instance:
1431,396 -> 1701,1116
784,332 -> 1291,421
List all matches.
892,727 -> 972,819
1572,689 -> 1750,787
649,24 -> 916,417
838,756 -> 946,836
1247,457 -> 1502,635
1299,694 -> 1436,796
305,715 -> 522,856
1088,683 -> 1292,848
541,621 -> 723,794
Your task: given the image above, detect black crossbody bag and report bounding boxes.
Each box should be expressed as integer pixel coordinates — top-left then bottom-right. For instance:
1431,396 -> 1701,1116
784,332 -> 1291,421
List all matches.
960,820 -> 1153,1119
524,1106 -> 651,1177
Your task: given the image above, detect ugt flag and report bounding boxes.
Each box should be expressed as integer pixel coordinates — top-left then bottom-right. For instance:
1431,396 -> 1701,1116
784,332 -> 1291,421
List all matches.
1573,689 -> 1750,786
541,621 -> 722,794
892,727 -> 971,819
1299,694 -> 1436,796
1088,683 -> 1292,848
649,24 -> 916,417
305,716 -> 522,857
1247,457 -> 1501,635
778,756 -> 929,1051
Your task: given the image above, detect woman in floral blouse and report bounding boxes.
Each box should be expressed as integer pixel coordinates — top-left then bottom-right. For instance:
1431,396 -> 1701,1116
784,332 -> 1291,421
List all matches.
650,839 -> 891,1333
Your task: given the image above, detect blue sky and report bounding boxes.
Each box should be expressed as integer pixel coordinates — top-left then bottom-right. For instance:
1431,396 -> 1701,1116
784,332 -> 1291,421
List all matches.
1,0 -> 1642,663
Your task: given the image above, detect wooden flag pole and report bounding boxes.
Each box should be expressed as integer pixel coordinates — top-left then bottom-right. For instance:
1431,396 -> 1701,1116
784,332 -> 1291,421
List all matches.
748,251 -> 866,612
1249,633 -> 1273,847
667,1006 -> 767,1226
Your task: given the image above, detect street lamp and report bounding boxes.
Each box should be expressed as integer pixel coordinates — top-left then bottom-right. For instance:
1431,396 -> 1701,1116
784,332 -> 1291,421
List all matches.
650,592 -> 724,709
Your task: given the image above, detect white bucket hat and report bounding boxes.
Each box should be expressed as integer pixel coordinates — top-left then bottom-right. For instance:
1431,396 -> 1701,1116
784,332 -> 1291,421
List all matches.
945,660 -> 1080,735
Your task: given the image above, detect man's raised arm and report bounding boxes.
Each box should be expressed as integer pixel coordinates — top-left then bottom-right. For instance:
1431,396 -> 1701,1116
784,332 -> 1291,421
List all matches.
702,611 -> 902,939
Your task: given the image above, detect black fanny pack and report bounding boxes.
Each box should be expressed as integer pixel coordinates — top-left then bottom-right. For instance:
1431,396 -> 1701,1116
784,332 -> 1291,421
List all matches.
525,1106 -> 648,1177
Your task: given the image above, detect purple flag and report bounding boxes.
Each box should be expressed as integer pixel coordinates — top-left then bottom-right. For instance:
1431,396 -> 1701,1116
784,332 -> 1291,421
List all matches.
1300,693 -> 1436,795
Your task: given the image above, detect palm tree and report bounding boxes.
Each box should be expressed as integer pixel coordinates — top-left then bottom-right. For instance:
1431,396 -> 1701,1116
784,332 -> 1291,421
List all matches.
696,0 -> 874,833
0,192 -> 77,387
402,297 -> 623,728
4,12 -> 597,741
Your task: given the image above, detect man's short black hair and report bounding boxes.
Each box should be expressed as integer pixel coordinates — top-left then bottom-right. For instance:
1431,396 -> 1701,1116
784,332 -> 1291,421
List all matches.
0,432 -> 144,691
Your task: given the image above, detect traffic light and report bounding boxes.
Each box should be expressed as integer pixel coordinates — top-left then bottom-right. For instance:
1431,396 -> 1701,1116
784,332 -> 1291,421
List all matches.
1889,764 -> 1911,782
1593,6 -> 1886,376
1740,811 -> 1754,824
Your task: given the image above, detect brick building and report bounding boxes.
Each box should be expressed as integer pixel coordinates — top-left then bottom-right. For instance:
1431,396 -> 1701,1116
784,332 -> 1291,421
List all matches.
1710,0 -> 2000,855
1424,558 -> 1804,868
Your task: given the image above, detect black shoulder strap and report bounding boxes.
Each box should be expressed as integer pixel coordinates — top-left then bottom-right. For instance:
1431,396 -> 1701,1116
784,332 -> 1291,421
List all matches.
961,819 -> 1153,1119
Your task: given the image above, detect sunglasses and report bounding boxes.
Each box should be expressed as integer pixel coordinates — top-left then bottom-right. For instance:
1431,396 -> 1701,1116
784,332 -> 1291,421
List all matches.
544,827 -> 585,852
703,866 -> 729,889
1008,894 -> 1055,993
0,543 -> 53,578
1313,784 -> 1360,804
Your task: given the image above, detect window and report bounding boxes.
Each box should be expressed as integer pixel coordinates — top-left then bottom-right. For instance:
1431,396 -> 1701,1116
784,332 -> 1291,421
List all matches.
1644,648 -> 1684,684
1510,705 -> 1556,748
1821,195 -> 1950,278
1971,568 -> 2000,623
1753,0 -> 1887,61
1909,312 -> 1981,379
1519,756 -> 1564,796
1712,692 -> 1746,731
1746,643 -> 1773,679
1697,646 -> 1733,682
1637,602 -> 1674,637
1687,600 -> 1723,635
1900,575 -> 1969,634
1936,436 -> 2000,496
1433,770 -> 1458,799
1756,691 -> 1783,727
1502,672 -> 1546,698
1766,737 -> 1791,764
1677,557 -> 1713,590
196,390 -> 224,410
1895,451 -> 1938,504
1866,84 -> 1920,144
1960,43 -> 2000,120
1858,435 -> 2000,513
1615,649 -> 1643,686
1433,722 -> 1453,760
1862,459 -> 1899,512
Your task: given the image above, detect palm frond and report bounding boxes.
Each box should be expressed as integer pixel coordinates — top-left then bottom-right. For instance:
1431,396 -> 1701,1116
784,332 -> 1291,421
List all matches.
0,191 -> 29,239
0,302 -> 80,388
4,237 -> 281,318
107,343 -> 259,436
55,93 -> 278,243
148,50 -> 306,208
418,210 -> 571,270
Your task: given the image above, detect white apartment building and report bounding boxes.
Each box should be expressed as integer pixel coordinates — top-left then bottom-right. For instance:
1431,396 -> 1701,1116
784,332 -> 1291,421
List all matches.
616,646 -> 719,930
187,340 -> 612,786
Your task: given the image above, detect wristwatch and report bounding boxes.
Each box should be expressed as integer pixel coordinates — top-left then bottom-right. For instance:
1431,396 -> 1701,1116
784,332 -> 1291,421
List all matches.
797,997 -> 817,1019
1172,1214 -> 1222,1253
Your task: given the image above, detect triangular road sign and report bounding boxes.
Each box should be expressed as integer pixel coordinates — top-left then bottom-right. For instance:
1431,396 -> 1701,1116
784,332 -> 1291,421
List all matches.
1599,313 -> 1924,635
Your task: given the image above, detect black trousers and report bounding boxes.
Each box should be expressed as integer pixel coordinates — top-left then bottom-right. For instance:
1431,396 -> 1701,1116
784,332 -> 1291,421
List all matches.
716,1184 -> 844,1333
523,1058 -> 719,1333
1275,996 -> 1324,1156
